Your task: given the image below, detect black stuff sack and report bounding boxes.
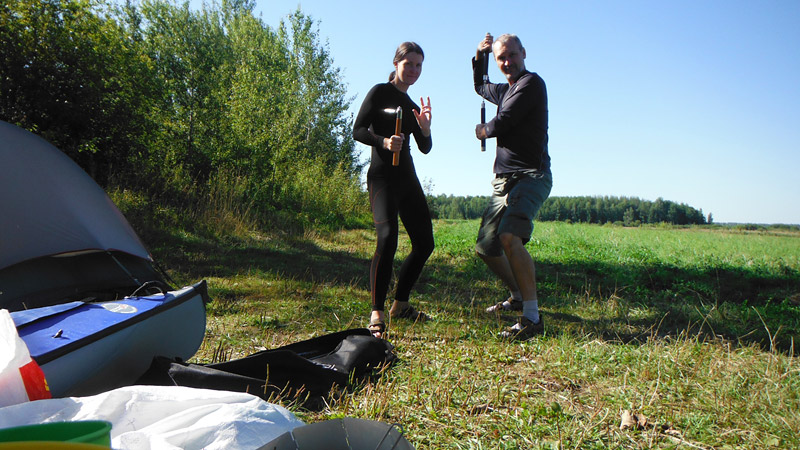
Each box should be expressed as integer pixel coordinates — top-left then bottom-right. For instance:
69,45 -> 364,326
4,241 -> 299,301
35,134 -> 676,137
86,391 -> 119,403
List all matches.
137,328 -> 396,409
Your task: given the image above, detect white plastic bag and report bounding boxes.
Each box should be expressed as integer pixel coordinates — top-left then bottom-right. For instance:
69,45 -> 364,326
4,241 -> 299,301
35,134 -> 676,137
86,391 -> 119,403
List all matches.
0,309 -> 51,407
0,386 -> 304,449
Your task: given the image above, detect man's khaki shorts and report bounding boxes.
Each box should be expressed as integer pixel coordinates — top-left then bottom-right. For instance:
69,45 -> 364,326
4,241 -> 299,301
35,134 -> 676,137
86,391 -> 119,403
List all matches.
475,171 -> 552,257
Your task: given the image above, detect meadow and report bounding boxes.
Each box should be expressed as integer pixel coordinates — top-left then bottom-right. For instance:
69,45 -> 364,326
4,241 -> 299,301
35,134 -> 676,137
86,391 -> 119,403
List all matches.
149,220 -> 800,449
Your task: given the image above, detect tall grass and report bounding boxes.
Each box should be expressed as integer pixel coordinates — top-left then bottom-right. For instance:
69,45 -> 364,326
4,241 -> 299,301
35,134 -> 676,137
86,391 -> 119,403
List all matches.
111,162 -> 371,247
138,217 -> 799,449
281,158 -> 372,230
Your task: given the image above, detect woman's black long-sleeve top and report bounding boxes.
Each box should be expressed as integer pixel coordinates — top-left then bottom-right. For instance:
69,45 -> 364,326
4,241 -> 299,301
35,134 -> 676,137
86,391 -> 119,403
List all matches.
353,82 -> 432,178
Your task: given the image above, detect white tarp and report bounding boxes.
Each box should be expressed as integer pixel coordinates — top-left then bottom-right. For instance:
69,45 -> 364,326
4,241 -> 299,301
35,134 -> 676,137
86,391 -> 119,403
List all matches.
0,385 -> 304,449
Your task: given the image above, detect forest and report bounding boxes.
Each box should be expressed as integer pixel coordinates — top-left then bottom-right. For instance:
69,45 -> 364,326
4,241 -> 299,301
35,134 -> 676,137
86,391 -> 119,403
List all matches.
1,0 -> 370,230
428,194 -> 709,226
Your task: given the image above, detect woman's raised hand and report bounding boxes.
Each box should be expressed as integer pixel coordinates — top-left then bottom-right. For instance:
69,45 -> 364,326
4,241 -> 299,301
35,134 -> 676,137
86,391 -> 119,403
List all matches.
413,97 -> 432,136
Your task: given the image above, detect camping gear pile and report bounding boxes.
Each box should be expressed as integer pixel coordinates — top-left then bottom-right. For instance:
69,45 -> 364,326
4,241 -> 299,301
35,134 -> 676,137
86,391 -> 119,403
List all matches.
0,121 -> 405,448
0,120 -> 208,399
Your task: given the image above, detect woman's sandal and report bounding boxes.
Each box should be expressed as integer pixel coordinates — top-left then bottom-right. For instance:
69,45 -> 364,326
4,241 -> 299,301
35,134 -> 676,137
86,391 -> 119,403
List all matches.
390,304 -> 428,322
368,319 -> 386,339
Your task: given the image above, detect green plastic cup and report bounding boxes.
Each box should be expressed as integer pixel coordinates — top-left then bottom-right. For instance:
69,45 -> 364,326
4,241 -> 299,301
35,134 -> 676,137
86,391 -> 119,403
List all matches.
0,421 -> 112,446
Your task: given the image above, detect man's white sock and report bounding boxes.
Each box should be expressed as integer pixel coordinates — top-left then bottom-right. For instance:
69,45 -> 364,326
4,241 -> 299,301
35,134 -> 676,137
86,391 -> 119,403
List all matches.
522,300 -> 539,324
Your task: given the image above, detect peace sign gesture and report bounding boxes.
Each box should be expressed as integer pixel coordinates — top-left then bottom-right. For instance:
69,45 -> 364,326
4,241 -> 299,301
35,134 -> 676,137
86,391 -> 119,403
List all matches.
413,97 -> 432,136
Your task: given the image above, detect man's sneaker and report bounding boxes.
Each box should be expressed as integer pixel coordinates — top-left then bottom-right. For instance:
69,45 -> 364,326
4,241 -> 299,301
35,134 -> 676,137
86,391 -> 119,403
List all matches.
499,316 -> 544,340
485,298 -> 524,313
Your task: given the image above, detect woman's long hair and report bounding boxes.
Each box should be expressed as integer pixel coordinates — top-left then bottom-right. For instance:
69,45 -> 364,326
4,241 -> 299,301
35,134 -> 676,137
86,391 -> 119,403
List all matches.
389,41 -> 424,82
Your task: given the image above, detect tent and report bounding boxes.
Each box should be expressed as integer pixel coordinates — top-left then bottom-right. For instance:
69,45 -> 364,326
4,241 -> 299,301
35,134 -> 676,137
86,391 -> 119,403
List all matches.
0,120 -> 167,311
0,120 -> 207,397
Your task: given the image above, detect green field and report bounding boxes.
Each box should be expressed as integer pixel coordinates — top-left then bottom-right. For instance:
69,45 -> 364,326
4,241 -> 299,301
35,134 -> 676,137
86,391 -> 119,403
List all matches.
152,221 -> 800,449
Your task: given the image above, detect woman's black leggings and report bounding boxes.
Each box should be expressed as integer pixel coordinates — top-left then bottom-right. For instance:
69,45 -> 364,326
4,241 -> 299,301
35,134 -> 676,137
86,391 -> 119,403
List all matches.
367,175 -> 434,312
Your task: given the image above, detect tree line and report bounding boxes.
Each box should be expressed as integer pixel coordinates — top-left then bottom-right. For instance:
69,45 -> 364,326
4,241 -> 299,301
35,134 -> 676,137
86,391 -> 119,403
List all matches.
428,194 -> 709,226
1,0 -> 368,229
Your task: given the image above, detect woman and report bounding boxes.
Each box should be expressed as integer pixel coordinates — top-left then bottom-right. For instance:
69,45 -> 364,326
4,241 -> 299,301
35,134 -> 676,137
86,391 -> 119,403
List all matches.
352,42 -> 434,339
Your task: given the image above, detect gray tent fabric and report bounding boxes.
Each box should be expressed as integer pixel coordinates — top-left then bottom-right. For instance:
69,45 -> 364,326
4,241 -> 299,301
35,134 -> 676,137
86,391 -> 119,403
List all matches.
0,121 -> 163,310
0,120 -> 151,269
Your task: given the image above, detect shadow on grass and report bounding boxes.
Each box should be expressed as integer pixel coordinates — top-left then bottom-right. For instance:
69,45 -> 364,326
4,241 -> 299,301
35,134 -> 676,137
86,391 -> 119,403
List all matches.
150,230 -> 370,287
423,254 -> 799,355
537,259 -> 800,355
149,228 -> 800,355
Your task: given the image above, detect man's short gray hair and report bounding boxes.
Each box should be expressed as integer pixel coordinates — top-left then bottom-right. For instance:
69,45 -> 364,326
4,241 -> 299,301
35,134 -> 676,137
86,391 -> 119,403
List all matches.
494,34 -> 524,51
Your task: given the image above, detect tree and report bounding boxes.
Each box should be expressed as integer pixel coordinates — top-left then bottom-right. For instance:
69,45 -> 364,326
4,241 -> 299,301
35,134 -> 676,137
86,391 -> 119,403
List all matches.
277,10 -> 355,169
623,207 -> 636,227
138,0 -> 232,181
1,0 -> 151,184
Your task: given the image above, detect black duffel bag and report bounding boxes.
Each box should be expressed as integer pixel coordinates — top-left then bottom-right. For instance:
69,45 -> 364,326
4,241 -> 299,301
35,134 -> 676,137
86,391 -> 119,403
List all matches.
137,328 -> 396,409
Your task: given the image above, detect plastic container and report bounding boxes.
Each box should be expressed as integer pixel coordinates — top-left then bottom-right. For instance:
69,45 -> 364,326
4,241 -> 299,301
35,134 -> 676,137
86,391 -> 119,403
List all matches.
0,421 -> 111,447
0,443 -> 109,449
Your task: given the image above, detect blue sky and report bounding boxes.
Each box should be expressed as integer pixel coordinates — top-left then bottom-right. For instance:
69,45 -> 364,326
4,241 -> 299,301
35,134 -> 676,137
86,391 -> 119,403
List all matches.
204,0 -> 799,224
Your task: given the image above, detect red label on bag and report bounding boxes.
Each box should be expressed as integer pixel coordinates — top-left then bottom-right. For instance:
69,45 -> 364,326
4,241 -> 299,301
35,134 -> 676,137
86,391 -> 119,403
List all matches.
19,360 -> 52,401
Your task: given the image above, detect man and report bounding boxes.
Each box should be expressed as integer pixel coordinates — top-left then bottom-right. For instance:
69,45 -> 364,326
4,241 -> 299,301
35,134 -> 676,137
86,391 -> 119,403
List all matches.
473,33 -> 552,339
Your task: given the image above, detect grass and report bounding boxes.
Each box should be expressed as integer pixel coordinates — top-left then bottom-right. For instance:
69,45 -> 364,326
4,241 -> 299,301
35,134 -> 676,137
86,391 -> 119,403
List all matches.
145,219 -> 800,449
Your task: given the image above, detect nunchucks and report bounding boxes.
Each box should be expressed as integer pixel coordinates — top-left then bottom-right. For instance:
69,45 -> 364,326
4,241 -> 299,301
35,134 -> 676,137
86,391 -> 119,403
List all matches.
480,50 -> 489,152
480,100 -> 486,152
393,106 -> 402,166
